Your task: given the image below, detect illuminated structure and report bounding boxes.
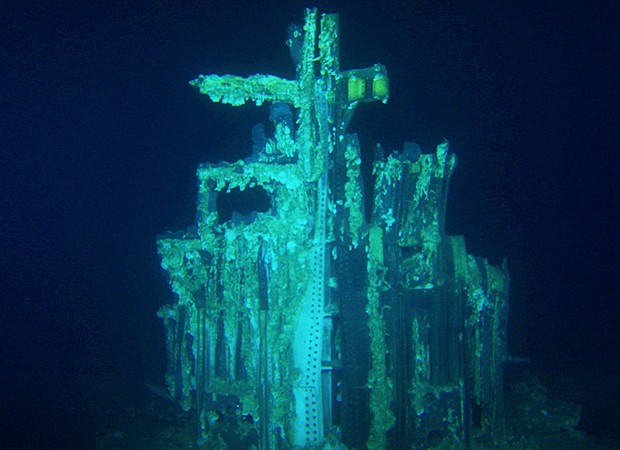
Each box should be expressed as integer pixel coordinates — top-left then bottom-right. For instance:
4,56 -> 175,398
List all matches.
157,9 -> 509,449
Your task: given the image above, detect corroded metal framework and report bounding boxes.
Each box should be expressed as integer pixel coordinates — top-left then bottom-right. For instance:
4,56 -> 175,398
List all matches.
157,9 -> 509,449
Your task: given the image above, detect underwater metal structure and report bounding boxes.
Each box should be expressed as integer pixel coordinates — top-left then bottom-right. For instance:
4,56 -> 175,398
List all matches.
157,9 -> 509,449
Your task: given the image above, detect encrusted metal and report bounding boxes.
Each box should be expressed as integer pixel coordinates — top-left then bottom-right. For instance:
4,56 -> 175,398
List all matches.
157,9 -> 509,449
